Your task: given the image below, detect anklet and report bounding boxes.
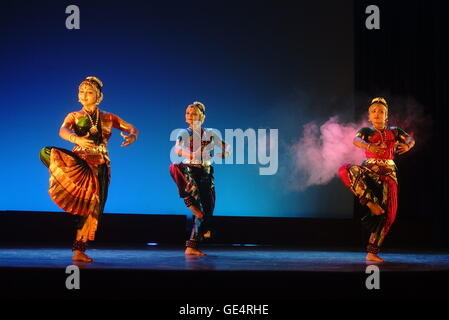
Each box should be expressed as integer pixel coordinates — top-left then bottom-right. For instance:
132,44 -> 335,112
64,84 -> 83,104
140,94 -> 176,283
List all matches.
186,239 -> 199,249
366,243 -> 380,254
72,240 -> 87,252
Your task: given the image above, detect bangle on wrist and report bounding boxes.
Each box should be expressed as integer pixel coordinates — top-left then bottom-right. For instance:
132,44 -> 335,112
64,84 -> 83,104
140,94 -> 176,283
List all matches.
125,132 -> 136,140
69,134 -> 77,144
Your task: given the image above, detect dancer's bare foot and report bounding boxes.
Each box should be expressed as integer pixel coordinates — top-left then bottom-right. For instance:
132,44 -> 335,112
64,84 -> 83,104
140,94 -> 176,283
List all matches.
366,253 -> 384,262
367,201 -> 385,215
203,230 -> 211,239
72,250 -> 93,262
185,247 -> 206,256
189,205 -> 204,219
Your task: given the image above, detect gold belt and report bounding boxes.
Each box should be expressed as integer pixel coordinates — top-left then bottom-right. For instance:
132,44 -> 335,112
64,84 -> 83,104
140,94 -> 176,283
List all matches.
76,145 -> 107,154
183,160 -> 211,167
365,158 -> 395,166
90,145 -> 107,153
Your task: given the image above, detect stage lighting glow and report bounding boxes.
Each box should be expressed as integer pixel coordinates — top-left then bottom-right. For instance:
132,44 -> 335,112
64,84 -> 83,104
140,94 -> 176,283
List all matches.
231,244 -> 261,247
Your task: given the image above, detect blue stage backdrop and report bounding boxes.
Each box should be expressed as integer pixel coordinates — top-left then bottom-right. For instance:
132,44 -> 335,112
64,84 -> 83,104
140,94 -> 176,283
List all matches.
1,1 -> 354,217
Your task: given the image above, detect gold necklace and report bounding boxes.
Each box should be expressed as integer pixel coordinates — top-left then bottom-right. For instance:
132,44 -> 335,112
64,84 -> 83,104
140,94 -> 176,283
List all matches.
84,108 -> 100,135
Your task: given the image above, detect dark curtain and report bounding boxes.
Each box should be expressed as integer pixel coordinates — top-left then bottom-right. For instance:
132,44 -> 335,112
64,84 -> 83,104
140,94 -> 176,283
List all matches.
353,0 -> 448,247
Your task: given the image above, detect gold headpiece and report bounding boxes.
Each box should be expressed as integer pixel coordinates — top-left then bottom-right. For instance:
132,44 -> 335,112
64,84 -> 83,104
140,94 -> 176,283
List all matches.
190,101 -> 206,114
85,76 -> 103,90
370,97 -> 388,109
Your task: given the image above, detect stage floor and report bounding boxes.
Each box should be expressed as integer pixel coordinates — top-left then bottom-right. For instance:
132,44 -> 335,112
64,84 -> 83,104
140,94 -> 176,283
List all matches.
1,245 -> 449,272
1,245 -> 449,300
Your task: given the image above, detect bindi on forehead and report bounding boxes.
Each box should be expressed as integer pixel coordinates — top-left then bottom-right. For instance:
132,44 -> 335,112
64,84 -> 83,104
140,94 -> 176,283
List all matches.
79,84 -> 95,91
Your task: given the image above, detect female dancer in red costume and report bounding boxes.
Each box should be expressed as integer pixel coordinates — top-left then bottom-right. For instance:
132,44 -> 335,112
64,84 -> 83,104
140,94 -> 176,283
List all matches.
338,97 -> 415,261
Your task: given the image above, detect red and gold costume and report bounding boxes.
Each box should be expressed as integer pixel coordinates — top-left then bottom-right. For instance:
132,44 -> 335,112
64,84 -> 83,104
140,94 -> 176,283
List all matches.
339,126 -> 414,254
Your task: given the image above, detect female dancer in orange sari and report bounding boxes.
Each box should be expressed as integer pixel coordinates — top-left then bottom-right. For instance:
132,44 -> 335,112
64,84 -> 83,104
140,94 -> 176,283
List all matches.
338,98 -> 415,261
40,76 -> 138,262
